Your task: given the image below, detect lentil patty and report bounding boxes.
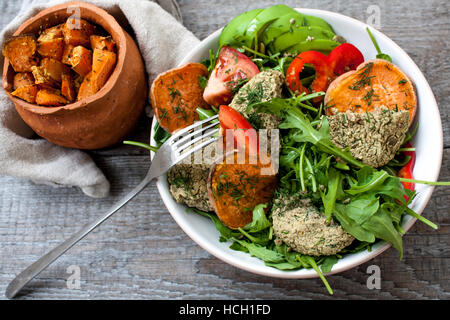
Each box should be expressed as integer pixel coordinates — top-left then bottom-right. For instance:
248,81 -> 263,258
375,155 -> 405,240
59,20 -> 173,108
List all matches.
327,107 -> 409,168
272,195 -> 354,256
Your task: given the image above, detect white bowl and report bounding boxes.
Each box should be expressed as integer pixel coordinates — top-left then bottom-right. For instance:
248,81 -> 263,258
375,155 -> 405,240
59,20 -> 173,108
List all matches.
150,8 -> 443,279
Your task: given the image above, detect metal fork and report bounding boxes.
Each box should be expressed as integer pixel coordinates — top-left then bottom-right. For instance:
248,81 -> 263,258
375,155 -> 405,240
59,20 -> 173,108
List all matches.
5,115 -> 219,299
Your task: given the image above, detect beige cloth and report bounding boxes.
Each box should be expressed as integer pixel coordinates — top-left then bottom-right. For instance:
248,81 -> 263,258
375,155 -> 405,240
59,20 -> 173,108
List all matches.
0,0 -> 200,197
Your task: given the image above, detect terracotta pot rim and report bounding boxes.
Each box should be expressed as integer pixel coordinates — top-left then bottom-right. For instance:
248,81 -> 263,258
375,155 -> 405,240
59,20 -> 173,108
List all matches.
2,1 -> 127,115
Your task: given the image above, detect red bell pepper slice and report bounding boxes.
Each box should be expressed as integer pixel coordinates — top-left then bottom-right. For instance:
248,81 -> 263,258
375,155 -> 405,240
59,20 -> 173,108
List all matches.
327,43 -> 365,77
219,105 -> 258,156
286,51 -> 330,101
286,44 -> 364,101
397,142 -> 416,201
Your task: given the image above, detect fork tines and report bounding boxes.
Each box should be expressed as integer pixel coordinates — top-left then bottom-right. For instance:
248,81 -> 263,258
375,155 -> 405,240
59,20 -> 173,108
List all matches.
168,115 -> 220,161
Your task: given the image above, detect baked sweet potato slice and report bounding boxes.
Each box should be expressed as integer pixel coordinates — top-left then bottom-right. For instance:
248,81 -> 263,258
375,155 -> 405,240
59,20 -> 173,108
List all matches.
37,37 -> 64,60
11,85 -> 38,103
61,72 -> 76,102
207,153 -> 278,229
90,35 -> 115,52
76,71 -> 95,101
150,63 -> 210,133
325,59 -> 417,125
90,48 -> 116,93
70,45 -> 92,76
2,35 -> 39,72
35,88 -> 68,106
61,44 -> 74,65
13,72 -> 34,89
62,18 -> 95,47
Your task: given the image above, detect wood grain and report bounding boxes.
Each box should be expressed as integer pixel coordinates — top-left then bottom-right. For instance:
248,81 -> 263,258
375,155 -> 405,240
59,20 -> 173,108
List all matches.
0,0 -> 448,299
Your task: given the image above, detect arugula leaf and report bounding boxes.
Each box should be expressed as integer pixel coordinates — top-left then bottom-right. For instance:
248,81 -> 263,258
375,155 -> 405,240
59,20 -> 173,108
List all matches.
346,167 -> 390,195
361,210 -> 403,259
206,49 -> 218,73
334,204 -> 376,243
321,167 -> 342,221
305,256 -> 334,295
366,27 -> 392,62
197,75 -> 208,89
264,261 -> 302,270
232,239 -> 285,263
242,203 -> 271,233
341,193 -> 380,225
153,121 -> 171,146
320,256 -> 339,274
123,140 -> 159,152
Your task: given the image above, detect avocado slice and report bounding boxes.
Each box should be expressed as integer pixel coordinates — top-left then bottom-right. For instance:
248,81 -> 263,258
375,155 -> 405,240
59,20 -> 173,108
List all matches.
244,4 -> 299,49
271,26 -> 336,53
261,12 -> 308,46
303,14 -> 335,33
284,39 -> 340,54
219,8 -> 264,48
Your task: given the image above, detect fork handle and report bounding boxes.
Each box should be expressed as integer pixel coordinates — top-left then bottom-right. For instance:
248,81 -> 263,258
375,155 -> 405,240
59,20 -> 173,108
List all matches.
5,172 -> 155,299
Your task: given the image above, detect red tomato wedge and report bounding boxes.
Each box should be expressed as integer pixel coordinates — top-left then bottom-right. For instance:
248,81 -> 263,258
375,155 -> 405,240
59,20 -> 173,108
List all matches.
203,46 -> 259,106
327,43 -> 364,77
219,105 -> 258,156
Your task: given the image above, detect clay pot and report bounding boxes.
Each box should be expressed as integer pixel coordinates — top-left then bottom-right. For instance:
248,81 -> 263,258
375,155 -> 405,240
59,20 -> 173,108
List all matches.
2,1 -> 147,149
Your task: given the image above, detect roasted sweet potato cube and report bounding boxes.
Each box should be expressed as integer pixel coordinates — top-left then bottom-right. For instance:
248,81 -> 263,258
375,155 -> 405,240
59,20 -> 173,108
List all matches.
61,72 -> 76,102
31,65 -> 58,88
2,35 -> 39,72
91,49 -> 116,93
90,35 -> 115,52
36,88 -> 68,106
40,57 -> 71,83
13,72 -> 34,89
37,37 -> 64,60
61,44 -> 74,65
37,24 -> 64,41
70,45 -> 92,76
63,18 -> 95,47
11,85 -> 38,103
76,72 -> 95,101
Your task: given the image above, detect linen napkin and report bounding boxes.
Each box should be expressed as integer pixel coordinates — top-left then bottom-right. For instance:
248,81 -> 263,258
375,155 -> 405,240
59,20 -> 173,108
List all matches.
0,0 -> 200,198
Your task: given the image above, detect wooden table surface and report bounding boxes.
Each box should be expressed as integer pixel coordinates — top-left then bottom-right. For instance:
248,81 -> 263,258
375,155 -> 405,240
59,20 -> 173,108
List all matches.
0,0 -> 448,300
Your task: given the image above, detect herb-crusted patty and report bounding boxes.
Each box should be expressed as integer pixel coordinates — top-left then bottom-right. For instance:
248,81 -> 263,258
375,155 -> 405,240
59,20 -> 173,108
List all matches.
327,107 -> 409,168
229,69 -> 284,129
272,195 -> 354,256
167,144 -> 217,212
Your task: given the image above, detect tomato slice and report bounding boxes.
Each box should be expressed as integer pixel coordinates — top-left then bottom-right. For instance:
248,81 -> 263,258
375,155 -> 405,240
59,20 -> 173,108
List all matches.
203,46 -> 259,106
219,105 -> 258,156
286,50 -> 330,102
327,43 -> 364,77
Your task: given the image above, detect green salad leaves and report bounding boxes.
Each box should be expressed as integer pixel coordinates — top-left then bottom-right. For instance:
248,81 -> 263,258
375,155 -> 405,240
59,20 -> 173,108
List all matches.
185,92 -> 438,295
